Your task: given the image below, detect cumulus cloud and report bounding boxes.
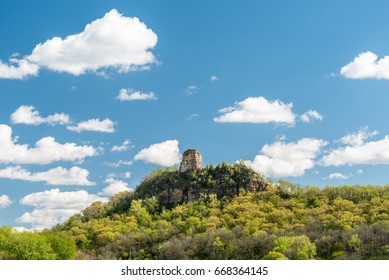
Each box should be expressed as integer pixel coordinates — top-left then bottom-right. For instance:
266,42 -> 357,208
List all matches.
325,172 -> 351,180
11,105 -> 115,134
67,118 -> 115,133
0,58 -> 39,79
10,105 -> 70,126
340,51 -> 389,79
0,124 -> 97,164
0,9 -> 158,79
98,178 -> 132,197
210,75 -> 218,81
16,189 -> 106,229
134,140 -> 181,167
27,9 -> 158,75
0,166 -> 95,186
111,139 -> 132,152
0,194 -> 12,209
244,138 -> 327,177
12,227 -> 33,232
116,88 -> 157,101
339,126 -> 378,146
214,96 -> 296,125
322,135 -> 389,166
300,110 -> 323,123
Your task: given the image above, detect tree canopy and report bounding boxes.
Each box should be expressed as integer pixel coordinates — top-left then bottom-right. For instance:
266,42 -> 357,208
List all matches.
1,163 -> 388,260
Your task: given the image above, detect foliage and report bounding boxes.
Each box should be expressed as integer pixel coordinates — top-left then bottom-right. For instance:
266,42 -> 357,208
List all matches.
0,226 -> 76,260
53,171 -> 388,260
2,163 -> 389,260
270,235 -> 316,260
135,162 -> 267,207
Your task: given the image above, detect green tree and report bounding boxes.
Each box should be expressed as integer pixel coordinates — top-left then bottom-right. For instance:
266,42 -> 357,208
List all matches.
272,235 -> 316,260
41,230 -> 76,259
0,227 -> 56,260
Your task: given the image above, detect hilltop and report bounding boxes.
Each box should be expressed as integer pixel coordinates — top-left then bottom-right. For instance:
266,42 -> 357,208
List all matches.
133,149 -> 268,207
135,161 -> 268,207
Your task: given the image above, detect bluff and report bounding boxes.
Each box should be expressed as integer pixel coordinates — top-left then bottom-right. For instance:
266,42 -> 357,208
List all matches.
135,149 -> 268,207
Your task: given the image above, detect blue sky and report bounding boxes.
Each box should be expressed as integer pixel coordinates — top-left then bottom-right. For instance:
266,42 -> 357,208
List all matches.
2,0 -> 389,229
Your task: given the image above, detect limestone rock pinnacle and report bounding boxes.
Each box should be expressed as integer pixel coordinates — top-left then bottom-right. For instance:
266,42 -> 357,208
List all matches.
179,149 -> 202,172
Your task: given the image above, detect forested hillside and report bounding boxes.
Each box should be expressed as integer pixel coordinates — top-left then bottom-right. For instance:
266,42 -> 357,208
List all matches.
1,163 -> 388,260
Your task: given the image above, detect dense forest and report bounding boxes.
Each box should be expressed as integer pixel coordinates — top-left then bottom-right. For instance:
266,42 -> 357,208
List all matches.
1,163 -> 388,260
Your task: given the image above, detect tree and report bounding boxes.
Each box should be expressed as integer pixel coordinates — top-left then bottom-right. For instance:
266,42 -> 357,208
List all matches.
82,201 -> 107,221
41,230 -> 76,259
271,235 -> 316,260
0,227 -> 56,260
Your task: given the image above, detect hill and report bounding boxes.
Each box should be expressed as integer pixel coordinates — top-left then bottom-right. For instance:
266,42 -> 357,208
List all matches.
135,161 -> 268,207
1,162 -> 388,260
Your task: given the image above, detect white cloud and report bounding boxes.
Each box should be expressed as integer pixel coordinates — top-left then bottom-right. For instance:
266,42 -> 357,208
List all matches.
11,106 -> 115,134
0,9 -> 158,79
16,209 -> 79,230
29,9 -> 157,75
276,135 -> 287,141
67,118 -> 115,133
244,138 -> 327,177
214,96 -> 296,124
10,105 -> 70,126
134,139 -> 181,167
107,172 -> 131,179
0,166 -> 94,186
0,194 -> 12,208
210,75 -> 219,81
16,189 -> 106,229
0,57 -> 39,79
300,110 -> 323,123
325,172 -> 351,180
356,169 -> 363,175
12,227 -> 33,232
0,124 -> 97,164
105,160 -> 133,168
339,126 -> 378,146
185,85 -> 199,95
340,51 -> 389,79
98,178 -> 132,197
116,88 -> 157,101
111,139 -> 132,152
322,135 -> 389,166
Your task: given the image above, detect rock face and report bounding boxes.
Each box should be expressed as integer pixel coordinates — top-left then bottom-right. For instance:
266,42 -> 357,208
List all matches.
179,149 -> 203,172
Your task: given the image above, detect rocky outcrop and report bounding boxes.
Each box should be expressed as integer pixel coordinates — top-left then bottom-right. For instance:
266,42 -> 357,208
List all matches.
156,175 -> 268,207
179,149 -> 202,173
135,150 -> 268,208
